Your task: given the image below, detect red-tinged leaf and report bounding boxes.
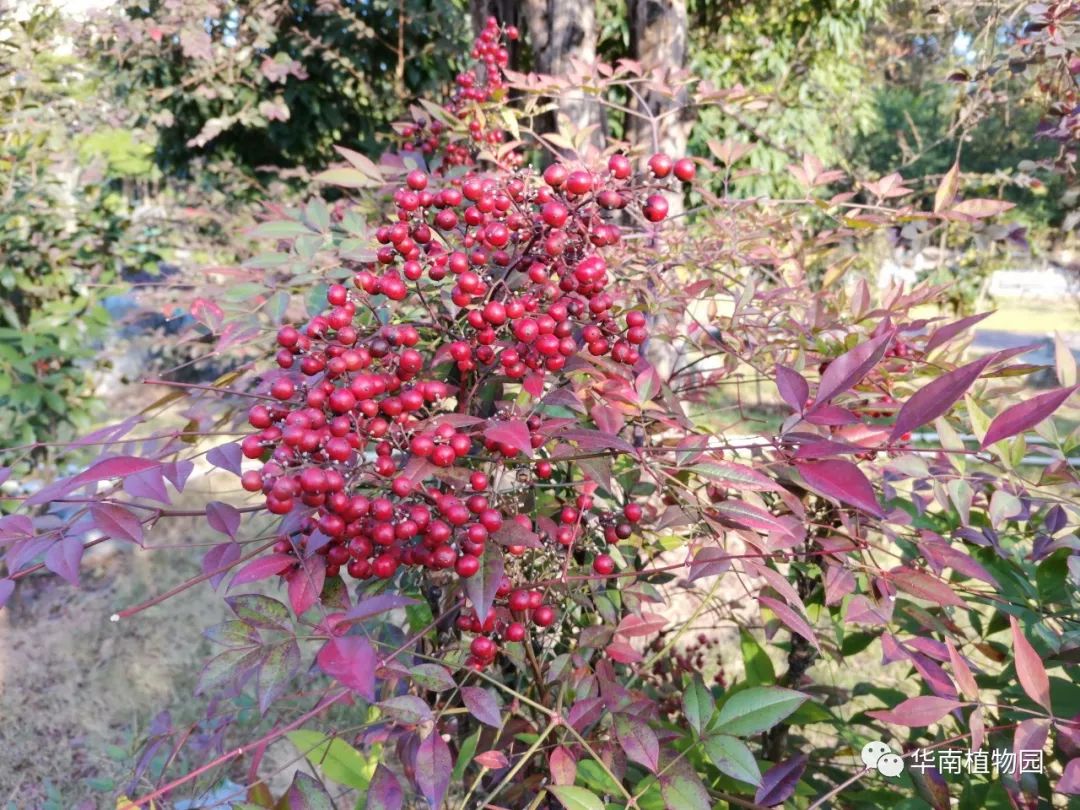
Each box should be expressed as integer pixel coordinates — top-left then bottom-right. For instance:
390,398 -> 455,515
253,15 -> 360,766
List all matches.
0,514 -> 33,542
1010,616 -> 1051,712
206,501 -> 241,538
257,640 -> 300,713
317,636 -> 376,700
605,641 -> 643,664
368,764 -> 404,810
123,467 -> 170,504
616,612 -> 668,638
755,755 -> 807,807
230,554 -> 293,587
207,442 -> 243,475
89,503 -> 144,545
691,460 -> 781,492
688,546 -> 731,582
919,538 -> 998,587
660,759 -> 711,810
226,593 -> 293,632
934,160 -> 960,213
285,771 -> 333,810
0,579 -> 13,609
415,731 -> 452,809
566,697 -> 604,732
461,686 -> 502,728
982,385 -> 1079,448
379,695 -> 433,725
971,705 -> 986,750
714,500 -> 791,535
949,198 -> 1015,218
809,332 -> 894,411
71,456 -> 160,488
162,460 -> 194,493
946,640 -> 979,701
202,542 -> 242,590
925,312 -> 992,353
1058,759 -> 1080,794
613,713 -> 660,773
888,568 -> 966,608
483,419 -> 533,457
491,521 -> 543,549
824,565 -> 856,605
796,460 -> 883,517
556,427 -> 635,453
1013,718 -> 1050,777
760,595 -> 820,650
342,593 -> 420,624
287,555 -> 326,616
463,543 -> 503,624
890,356 -> 993,440
804,404 -> 859,426
549,746 -> 577,785
775,366 -> 810,411
474,749 -> 509,770
44,535 -> 84,585
867,696 -> 965,726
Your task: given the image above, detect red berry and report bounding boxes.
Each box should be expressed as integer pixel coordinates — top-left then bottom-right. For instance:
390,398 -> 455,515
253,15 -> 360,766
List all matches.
643,194 -> 669,222
455,553 -> 480,578
505,622 -> 526,642
673,158 -> 696,182
532,605 -> 555,627
648,153 -> 673,178
593,554 -> 615,576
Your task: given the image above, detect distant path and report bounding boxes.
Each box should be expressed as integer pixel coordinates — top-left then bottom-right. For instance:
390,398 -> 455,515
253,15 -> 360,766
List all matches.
973,329 -> 1080,363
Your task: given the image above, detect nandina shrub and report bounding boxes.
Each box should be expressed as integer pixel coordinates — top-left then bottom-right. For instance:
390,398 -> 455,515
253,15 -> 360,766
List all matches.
3,16 -> 1080,810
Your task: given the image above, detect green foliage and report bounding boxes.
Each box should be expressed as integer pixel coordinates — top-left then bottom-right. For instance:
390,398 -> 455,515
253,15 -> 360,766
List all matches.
103,0 -> 471,182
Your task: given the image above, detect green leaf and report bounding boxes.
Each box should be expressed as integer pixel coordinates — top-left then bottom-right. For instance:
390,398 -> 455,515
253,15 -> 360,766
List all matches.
549,785 -> 605,810
250,220 -> 312,239
315,167 -> 381,188
287,730 -> 376,790
703,734 -> 762,785
659,762 -> 711,810
682,675 -> 714,737
452,729 -> 479,783
740,629 -> 776,685
714,687 -> 807,736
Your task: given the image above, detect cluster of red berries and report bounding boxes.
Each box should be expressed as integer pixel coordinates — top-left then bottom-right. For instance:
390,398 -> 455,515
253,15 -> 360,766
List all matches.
456,584 -> 556,670
235,17 -> 702,668
399,17 -> 518,168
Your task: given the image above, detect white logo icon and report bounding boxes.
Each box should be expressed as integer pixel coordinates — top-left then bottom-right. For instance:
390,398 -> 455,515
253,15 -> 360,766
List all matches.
862,741 -> 905,777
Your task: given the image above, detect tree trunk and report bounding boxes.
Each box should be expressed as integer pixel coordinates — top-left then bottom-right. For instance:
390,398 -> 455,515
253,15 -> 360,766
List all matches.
627,0 -> 691,161
471,0 -> 603,148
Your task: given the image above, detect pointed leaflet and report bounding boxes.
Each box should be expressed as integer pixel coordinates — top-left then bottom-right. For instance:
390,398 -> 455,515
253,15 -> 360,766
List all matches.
795,460 -> 883,517
755,755 -> 807,807
660,758 -> 711,810
683,675 -> 715,736
946,639 -> 979,701
202,542 -> 242,590
808,331 -> 893,412
89,503 -> 144,545
868,696 -> 965,726
367,764 -> 404,810
550,746 -> 578,786
414,730 -> 452,809
0,579 -> 13,610
257,640 -> 300,713
44,535 -> 84,585
474,750 -> 509,769
704,734 -> 761,785
317,636 -> 376,700
1010,616 -> 1051,712
934,160 -> 960,213
890,356 -> 992,441
691,460 -> 781,492
613,713 -> 660,772
1058,759 -> 1080,794
775,366 -> 809,412
285,771 -> 334,810
206,501 -> 241,538
549,786 -> 604,810
461,686 -> 502,728
888,568 -> 966,608
925,312 -> 992,354
759,596 -> 820,651
464,543 -> 503,624
287,555 -> 326,615
483,419 -> 533,457
230,554 -> 294,587
714,687 -> 807,736
379,696 -> 434,725
287,730 -> 372,790
981,385 -> 1079,448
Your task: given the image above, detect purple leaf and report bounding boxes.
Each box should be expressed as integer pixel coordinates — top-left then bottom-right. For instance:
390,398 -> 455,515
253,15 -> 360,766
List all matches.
44,535 -> 84,585
90,503 -> 144,545
867,696 -> 965,726
343,593 -> 420,624
714,500 -> 793,535
317,636 -> 376,700
414,731 -> 452,809
566,697 -> 604,733
924,312 -> 992,353
691,460 -> 781,492
285,771 -> 333,810
760,595 -> 820,650
463,543 -> 503,624
688,547 -> 732,582
287,555 -> 326,615
123,467 -> 171,504
1011,616 -> 1051,712
225,593 -> 293,632
257,640 -> 300,713
556,427 -> 635,453
206,501 -> 241,538
0,515 -> 34,543
890,356 -> 992,441
474,750 -> 509,769
796,460 -> 883,517
461,686 -> 502,728
207,442 -> 243,475
202,542 -> 242,590
229,554 -> 294,587
775,366 -> 809,412
755,755 -> 807,806
379,695 -> 434,725
70,456 -> 160,488
888,567 -> 966,608
368,765 -> 404,810
483,419 -> 533,457
981,385 -> 1079,448
613,713 -> 660,773
0,578 -> 15,609
162,460 -> 195,492
809,331 -> 894,412
549,746 -> 577,786
1058,758 -> 1080,794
